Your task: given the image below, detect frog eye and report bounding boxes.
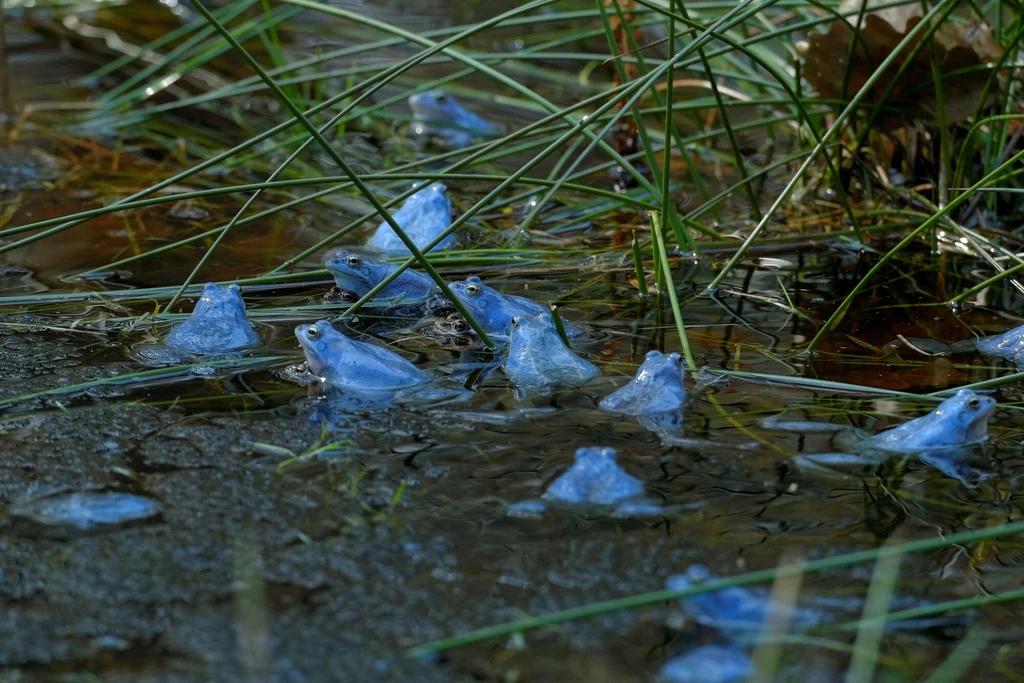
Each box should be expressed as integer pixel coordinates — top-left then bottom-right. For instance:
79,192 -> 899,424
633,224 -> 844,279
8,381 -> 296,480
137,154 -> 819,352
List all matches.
967,396 -> 981,410
434,91 -> 448,104
307,325 -> 320,340
464,283 -> 481,297
453,320 -> 468,333
346,255 -> 360,268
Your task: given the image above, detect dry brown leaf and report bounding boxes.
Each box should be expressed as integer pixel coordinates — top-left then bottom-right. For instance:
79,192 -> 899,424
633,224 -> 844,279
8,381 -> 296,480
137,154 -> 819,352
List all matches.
800,0 -> 1003,124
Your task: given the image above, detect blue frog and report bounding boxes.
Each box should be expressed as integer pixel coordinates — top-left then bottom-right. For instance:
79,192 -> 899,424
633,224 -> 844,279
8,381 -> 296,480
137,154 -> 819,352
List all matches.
973,323 -> 1024,367
786,389 -> 997,483
294,319 -> 427,395
503,312 -> 600,399
366,182 -> 455,256
325,250 -> 434,305
543,446 -> 645,506
165,282 -> 260,355
667,565 -> 823,638
600,350 -> 686,415
445,275 -> 582,338
509,447 -> 655,517
408,89 -> 500,149
136,282 -> 260,366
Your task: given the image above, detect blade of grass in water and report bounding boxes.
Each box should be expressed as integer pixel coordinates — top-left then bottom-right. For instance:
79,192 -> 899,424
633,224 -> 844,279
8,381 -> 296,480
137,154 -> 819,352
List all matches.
0,357 -> 292,410
703,0 -> 957,295
845,543 -> 902,683
325,3 -> 779,320
651,210 -> 696,371
191,0 -> 583,305
923,628 -> 991,683
277,0 -> 720,245
180,0 -> 500,349
630,232 -> 648,295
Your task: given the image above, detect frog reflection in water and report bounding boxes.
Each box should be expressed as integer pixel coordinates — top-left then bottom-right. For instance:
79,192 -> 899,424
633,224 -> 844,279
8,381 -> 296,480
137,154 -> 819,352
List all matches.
774,389 -> 997,483
294,319 -> 427,395
325,250 -> 434,305
600,350 -> 686,440
408,89 -> 501,149
366,182 -> 455,256
503,312 -> 600,399
446,276 -> 582,338
138,282 -> 259,365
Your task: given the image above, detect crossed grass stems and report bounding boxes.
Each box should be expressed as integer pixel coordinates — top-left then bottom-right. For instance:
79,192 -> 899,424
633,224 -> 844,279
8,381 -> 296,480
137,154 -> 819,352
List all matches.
3,0 -> 1024,673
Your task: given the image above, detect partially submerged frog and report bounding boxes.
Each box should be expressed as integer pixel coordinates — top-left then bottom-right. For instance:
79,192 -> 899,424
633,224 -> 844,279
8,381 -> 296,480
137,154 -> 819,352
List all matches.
294,319 -> 427,395
137,282 -> 260,365
11,491 -> 161,532
166,282 -> 259,354
774,389 -> 996,483
857,388 -> 994,453
503,312 -> 600,399
542,447 -> 655,512
408,89 -> 500,149
667,565 -> 822,638
366,182 -> 455,256
600,350 -> 687,443
507,446 -> 659,517
667,564 -> 970,641
325,250 -> 434,305
446,275 -> 582,338
430,313 -> 478,349
600,350 -> 686,415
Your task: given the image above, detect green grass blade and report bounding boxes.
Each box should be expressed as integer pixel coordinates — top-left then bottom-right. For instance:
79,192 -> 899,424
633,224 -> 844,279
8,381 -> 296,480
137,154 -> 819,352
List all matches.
179,0 -> 498,349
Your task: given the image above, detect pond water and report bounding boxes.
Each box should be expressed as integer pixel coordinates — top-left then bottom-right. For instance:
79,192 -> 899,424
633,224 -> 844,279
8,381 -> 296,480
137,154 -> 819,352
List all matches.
2,2 -> 1024,682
